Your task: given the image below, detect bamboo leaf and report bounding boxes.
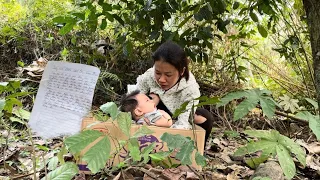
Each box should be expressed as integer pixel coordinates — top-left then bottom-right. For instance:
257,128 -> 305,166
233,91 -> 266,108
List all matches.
276,145 -> 295,179
82,136 -> 111,173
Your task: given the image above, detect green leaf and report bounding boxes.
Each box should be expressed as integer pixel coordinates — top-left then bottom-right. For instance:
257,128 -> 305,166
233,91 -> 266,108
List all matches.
149,151 -> 171,162
172,101 -> 189,118
250,11 -> 259,22
244,130 -> 279,141
64,130 -> 103,154
245,155 -> 268,169
257,24 -> 268,38
224,130 -> 240,138
233,2 -> 240,9
112,14 -> 124,26
217,91 -> 248,107
175,140 -> 195,165
276,145 -> 295,179
48,156 -> 59,171
100,18 -> 107,30
234,140 -> 277,157
4,98 -> 22,113
42,162 -> 78,180
141,143 -> 156,163
197,97 -> 220,107
195,152 -> 206,166
259,97 -> 276,119
9,117 -> 25,124
57,146 -> 67,164
13,108 -> 30,120
6,92 -> 34,98
17,61 -> 24,67
177,14 -> 193,29
100,102 -> 118,120
296,112 -> 320,140
234,98 -> 259,121
132,125 -> 154,138
59,22 -> 76,35
278,134 -> 306,166
279,95 -> 299,113
123,40 -> 133,56
252,177 -> 271,180
116,112 -> 132,137
160,132 -> 189,150
305,98 -> 318,110
128,138 -> 141,161
0,99 -> 5,112
82,136 -> 111,173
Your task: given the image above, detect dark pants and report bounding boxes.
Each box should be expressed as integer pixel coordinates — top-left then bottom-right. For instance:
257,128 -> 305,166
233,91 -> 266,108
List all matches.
157,100 -> 214,143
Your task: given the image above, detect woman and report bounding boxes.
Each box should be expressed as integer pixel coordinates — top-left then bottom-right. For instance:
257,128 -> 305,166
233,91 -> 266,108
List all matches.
136,41 -> 214,142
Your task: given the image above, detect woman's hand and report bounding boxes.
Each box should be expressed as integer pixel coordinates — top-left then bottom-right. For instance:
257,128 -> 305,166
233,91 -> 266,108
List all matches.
149,93 -> 160,106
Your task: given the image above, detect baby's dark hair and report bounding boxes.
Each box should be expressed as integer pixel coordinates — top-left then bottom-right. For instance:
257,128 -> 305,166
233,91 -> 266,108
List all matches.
119,90 -> 140,119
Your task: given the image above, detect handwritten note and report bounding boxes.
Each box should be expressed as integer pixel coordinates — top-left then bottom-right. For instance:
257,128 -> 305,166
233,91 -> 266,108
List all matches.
28,61 -> 100,139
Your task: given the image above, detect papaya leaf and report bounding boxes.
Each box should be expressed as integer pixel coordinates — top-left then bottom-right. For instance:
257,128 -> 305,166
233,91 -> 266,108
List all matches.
82,136 -> 111,173
160,132 -> 189,150
259,97 -> 275,119
149,151 -> 171,162
116,112 -> 132,137
234,98 -> 259,120
278,134 -> 306,166
64,130 -> 102,154
234,140 -> 277,157
175,140 -> 195,165
296,112 -> 320,141
244,130 -> 279,141
132,125 -> 154,138
141,143 -> 156,163
276,145 -> 295,179
195,152 -> 206,166
100,102 -> 119,120
128,138 -> 141,161
41,162 -> 78,180
217,91 -> 248,107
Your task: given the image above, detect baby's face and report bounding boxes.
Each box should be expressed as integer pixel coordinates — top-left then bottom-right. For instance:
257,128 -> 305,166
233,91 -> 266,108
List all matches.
135,93 -> 156,113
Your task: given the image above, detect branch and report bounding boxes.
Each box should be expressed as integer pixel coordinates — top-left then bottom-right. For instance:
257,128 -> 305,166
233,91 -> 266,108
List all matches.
274,110 -> 308,125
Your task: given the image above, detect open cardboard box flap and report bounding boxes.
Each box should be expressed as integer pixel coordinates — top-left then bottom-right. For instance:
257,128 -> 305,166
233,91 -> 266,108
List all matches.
78,117 -> 205,172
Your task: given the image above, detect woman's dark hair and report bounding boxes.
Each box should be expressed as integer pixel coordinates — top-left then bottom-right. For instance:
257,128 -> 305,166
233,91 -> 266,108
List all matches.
152,41 -> 190,81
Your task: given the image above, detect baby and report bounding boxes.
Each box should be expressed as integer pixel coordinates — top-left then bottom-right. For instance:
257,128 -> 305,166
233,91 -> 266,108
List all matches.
120,90 -> 172,127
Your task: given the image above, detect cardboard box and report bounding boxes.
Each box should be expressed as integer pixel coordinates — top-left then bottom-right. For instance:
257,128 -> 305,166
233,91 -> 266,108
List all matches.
77,117 -> 205,172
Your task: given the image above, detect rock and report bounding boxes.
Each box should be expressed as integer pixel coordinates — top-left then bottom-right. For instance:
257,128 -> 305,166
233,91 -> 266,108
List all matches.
250,161 -> 284,180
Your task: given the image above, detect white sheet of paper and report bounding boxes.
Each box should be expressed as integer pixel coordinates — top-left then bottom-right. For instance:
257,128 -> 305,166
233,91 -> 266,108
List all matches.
28,61 -> 100,139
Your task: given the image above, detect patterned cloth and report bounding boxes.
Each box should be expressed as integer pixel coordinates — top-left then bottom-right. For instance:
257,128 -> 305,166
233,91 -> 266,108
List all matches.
136,67 -> 200,129
136,109 -> 163,125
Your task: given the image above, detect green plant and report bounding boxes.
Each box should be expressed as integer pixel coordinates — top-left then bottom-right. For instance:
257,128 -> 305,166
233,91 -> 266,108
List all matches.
217,88 -> 278,120
44,101 -> 206,178
234,130 -> 306,179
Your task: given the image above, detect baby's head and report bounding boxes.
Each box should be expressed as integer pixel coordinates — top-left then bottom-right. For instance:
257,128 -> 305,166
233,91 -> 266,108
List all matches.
120,90 -> 156,120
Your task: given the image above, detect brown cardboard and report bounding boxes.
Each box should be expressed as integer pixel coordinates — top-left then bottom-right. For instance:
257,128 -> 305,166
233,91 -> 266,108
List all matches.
77,117 -> 205,172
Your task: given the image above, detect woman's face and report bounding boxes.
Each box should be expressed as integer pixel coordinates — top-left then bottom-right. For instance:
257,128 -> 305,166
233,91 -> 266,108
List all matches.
154,60 -> 182,90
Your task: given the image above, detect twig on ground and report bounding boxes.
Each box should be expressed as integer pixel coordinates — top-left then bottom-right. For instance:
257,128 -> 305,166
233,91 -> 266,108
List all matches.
187,165 -> 204,180
125,166 -> 158,179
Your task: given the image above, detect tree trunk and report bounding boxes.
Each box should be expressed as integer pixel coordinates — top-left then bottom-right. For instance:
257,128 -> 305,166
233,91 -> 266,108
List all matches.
303,0 -> 320,113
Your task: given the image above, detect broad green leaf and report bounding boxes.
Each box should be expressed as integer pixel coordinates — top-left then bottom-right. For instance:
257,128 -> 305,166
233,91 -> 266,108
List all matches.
42,162 -> 78,180
305,98 -> 318,110
9,117 -> 25,124
250,11 -> 259,22
57,146 -> 67,164
276,145 -> 295,179
52,16 -> 75,23
13,108 -> 30,120
100,18 -> 107,30
278,134 -> 306,166
132,125 -> 154,138
82,136 -> 111,173
100,102 -> 118,120
234,140 -> 277,157
224,130 -> 240,138
59,22 -> 76,35
296,112 -> 320,140
175,140 -> 195,165
4,98 -> 22,113
128,138 -> 141,161
259,97 -> 275,119
173,101 -> 189,118
116,112 -> 132,137
244,130 -> 279,141
279,95 -> 299,113
245,155 -> 268,169
0,99 -> 5,112
234,98 -> 259,121
217,91 -> 248,107
48,156 -> 59,171
195,152 -> 206,166
141,143 -> 156,163
196,97 -> 220,107
257,24 -> 268,38
64,130 -> 102,154
149,151 -> 171,162
160,132 -> 189,150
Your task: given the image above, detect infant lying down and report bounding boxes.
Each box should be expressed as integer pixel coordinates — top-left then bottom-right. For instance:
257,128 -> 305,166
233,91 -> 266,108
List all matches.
120,90 -> 172,127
